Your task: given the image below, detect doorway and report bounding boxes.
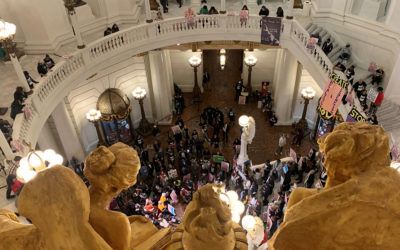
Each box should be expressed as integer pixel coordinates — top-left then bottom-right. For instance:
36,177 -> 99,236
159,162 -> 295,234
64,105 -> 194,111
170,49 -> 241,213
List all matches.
202,49 -> 244,91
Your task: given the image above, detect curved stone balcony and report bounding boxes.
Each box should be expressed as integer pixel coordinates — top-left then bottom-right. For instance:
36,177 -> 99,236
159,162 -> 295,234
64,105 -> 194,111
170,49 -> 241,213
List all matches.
11,15 -> 337,153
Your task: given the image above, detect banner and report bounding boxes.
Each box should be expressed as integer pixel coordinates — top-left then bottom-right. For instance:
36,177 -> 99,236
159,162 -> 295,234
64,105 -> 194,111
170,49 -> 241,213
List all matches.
346,108 -> 366,122
306,37 -> 318,50
221,161 -> 229,172
213,155 -> 224,163
171,125 -> 181,135
261,17 -> 281,46
317,104 -> 334,121
367,88 -> 379,103
319,73 -> 349,119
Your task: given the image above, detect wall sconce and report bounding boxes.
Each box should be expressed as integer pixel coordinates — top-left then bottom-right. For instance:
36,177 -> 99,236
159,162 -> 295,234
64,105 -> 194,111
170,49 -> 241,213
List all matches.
220,49 -> 226,70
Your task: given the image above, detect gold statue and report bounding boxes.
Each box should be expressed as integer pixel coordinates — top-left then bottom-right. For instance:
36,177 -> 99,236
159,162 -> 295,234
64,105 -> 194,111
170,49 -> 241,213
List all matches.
269,122 -> 400,250
165,184 -> 248,250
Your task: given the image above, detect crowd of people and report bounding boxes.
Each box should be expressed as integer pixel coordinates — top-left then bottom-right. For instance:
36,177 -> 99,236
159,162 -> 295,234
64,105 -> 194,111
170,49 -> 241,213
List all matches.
312,32 -> 385,125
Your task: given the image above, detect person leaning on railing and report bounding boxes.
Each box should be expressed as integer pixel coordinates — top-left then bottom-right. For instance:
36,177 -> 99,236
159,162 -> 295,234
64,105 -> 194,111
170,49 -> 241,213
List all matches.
184,7 -> 196,28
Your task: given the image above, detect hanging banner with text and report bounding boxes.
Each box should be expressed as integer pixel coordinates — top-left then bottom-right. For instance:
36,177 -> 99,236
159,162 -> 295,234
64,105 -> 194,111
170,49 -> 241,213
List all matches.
346,108 -> 366,122
261,17 -> 281,46
318,73 -> 349,120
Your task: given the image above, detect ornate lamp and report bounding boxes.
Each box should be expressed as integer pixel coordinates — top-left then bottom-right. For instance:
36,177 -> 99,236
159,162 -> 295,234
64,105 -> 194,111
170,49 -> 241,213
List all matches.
188,55 -> 202,101
86,109 -> 106,146
16,141 -> 63,183
296,87 -> 316,133
132,87 -> 152,136
238,115 -> 250,127
214,186 -> 245,223
0,19 -> 29,91
244,55 -> 257,98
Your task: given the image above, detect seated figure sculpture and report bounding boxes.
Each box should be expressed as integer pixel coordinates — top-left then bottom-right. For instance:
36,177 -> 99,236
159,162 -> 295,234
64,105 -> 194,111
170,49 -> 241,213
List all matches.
269,122 -> 400,250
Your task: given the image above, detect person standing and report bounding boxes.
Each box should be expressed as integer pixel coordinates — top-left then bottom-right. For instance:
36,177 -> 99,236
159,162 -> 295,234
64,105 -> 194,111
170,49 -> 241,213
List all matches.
369,87 -> 384,114
235,80 -> 243,101
322,38 -> 333,55
203,71 -> 211,91
222,121 -> 230,145
275,134 -> 286,155
24,71 -> 38,89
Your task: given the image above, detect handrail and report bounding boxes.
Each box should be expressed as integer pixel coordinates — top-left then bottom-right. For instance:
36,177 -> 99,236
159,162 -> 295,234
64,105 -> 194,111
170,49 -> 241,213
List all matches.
11,15 -> 347,156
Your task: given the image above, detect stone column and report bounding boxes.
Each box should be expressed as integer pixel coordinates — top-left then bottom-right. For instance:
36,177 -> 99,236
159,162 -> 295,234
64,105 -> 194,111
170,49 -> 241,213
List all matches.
0,131 -> 14,160
245,0 -> 258,15
51,99 -> 86,162
273,49 -> 299,125
10,54 -> 31,91
286,0 -> 294,19
220,0 -> 226,14
144,51 -> 173,125
145,0 -> 153,23
68,9 -> 85,49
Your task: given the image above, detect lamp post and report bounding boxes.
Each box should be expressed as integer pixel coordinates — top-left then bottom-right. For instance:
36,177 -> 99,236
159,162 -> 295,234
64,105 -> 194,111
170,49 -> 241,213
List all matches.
189,55 -> 202,101
16,141 -> 63,183
132,87 -> 152,136
0,20 -> 30,92
64,0 -> 85,49
296,87 -> 316,132
244,55 -> 257,99
86,109 -> 106,146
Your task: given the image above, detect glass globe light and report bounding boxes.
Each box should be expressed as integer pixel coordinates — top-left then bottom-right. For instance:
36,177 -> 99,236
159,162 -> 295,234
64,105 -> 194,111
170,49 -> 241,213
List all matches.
231,200 -> 245,215
132,87 -> 147,100
301,87 -> 316,100
16,166 -> 37,183
219,193 -> 229,205
238,115 -> 249,127
5,22 -> 16,35
244,55 -> 257,67
48,154 -> 64,167
242,215 -> 256,231
28,151 -> 45,170
232,212 -> 241,223
86,109 -> 101,122
188,55 -> 202,67
44,149 -> 56,162
227,190 -> 239,202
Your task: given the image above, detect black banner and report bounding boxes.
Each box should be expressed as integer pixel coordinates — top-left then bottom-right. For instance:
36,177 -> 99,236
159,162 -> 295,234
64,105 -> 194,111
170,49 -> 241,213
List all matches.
261,17 -> 281,46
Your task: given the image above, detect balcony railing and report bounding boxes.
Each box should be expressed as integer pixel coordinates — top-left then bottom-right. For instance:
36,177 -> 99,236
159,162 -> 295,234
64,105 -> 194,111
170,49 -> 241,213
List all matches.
11,15 -> 337,155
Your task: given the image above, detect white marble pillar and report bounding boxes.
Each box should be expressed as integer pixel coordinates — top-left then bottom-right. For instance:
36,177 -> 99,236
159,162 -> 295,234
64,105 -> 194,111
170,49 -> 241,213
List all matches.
37,119 -> 63,156
287,0 -> 294,18
0,131 -> 14,160
10,55 -> 31,92
51,99 -> 86,162
68,10 -> 85,49
145,51 -> 173,125
245,0 -> 258,15
145,0 -> 153,23
384,53 -> 400,103
273,49 -> 299,125
220,0 -> 227,14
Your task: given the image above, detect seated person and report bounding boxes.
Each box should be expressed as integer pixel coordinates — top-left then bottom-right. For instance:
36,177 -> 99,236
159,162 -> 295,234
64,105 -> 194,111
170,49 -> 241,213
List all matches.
344,65 -> 355,84
209,6 -> 219,14
339,44 -> 351,61
360,101 -> 369,113
24,71 -> 38,89
358,89 -> 368,103
371,67 -> 384,85
43,54 -> 55,69
37,61 -> 48,77
333,62 -> 346,72
269,113 -> 278,126
351,80 -> 367,98
199,5 -> 209,14
259,6 -> 269,17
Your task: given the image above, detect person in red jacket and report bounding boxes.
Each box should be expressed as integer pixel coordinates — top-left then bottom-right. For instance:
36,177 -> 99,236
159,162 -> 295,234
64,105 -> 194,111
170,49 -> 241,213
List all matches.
370,87 -> 384,114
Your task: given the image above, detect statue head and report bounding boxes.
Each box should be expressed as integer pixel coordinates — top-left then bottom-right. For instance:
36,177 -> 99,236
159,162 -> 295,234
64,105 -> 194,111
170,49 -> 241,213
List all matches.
318,122 -> 390,187
84,142 -> 140,196
182,184 -> 235,250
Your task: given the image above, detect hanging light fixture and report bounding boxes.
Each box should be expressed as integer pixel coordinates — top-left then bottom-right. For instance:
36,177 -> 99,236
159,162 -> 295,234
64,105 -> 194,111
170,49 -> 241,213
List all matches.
220,49 -> 226,70
16,141 -> 64,183
213,185 -> 246,223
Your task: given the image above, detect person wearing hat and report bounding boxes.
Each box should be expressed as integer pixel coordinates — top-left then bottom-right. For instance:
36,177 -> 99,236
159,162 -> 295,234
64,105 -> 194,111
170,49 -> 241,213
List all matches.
371,66 -> 384,85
